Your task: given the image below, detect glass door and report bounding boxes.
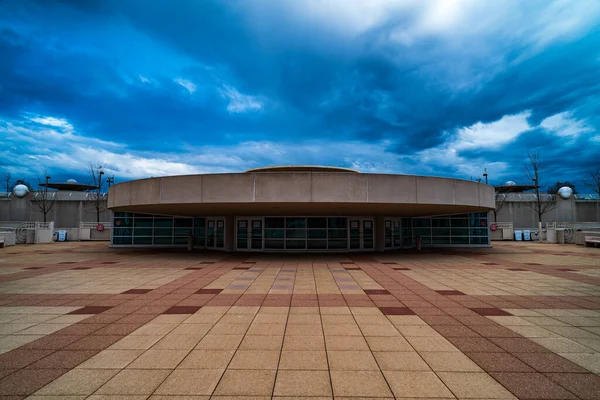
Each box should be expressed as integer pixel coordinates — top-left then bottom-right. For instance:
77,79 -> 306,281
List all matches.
207,218 -> 225,249
236,218 -> 263,251
349,218 -> 374,251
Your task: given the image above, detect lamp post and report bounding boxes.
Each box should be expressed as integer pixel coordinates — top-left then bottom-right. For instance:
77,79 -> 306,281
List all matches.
107,175 -> 114,188
483,168 -> 488,184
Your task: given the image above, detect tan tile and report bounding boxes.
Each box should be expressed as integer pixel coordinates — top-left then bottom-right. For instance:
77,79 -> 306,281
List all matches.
328,350 -> 379,370
78,349 -> 143,369
196,334 -> 243,350
359,324 -> 400,337
152,314 -> 190,323
325,335 -> 369,351
330,371 -> 392,397
258,306 -> 289,314
179,349 -> 235,369
35,369 -> 119,395
437,371 -> 515,399
387,315 -> 427,325
155,369 -> 224,395
228,305 -> 260,314
131,323 -> 177,335
19,323 -> 71,335
374,351 -> 431,371
279,350 -> 328,370
247,323 -> 286,336
239,334 -> 283,350
87,396 -> 148,400
383,371 -> 454,398
350,307 -> 384,315
289,306 -> 319,314
152,334 -> 203,350
214,370 -> 276,396
320,306 -> 351,315
219,314 -> 255,324
287,314 -> 321,324
127,349 -> 189,369
558,352 -> 600,374
109,335 -> 164,350
420,352 -> 483,372
274,370 -> 332,396
283,335 -> 325,351
321,314 -> 356,324
504,325 -> 559,338
209,323 -> 249,335
531,337 -> 594,353
253,313 -> 288,324
406,336 -> 458,352
183,313 -> 222,324
323,323 -> 362,336
170,323 -> 213,336
229,350 -> 280,369
96,369 -> 170,395
354,315 -> 391,325
366,336 -> 413,352
285,323 -> 323,336
395,325 -> 441,337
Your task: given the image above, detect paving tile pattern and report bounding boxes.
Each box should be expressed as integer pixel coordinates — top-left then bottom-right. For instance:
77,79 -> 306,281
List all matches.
0,241 -> 598,399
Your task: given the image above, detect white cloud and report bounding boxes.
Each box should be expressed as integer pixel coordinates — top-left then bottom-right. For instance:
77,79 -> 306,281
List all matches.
139,75 -> 151,83
28,116 -> 74,133
174,78 -> 196,94
219,85 -> 263,113
455,110 -> 532,149
540,111 -> 592,137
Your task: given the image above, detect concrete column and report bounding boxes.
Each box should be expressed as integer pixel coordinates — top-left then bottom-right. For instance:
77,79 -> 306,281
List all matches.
375,216 -> 385,252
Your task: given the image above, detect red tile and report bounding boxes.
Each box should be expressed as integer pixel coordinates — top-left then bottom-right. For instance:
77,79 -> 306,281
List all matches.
432,325 -> 480,337
364,289 -> 391,295
0,350 -> 54,369
435,290 -> 465,295
379,307 -> 415,315
122,289 -> 153,294
546,373 -> 600,400
492,372 -> 577,399
490,337 -> 550,353
393,267 -> 411,270
185,267 -> 203,270
0,368 -> 68,396
466,352 -> 535,372
72,267 -> 91,270
28,350 -> 98,369
196,289 -> 223,294
65,335 -> 122,350
164,306 -> 202,314
514,353 -> 588,373
470,308 -> 512,316
469,324 -> 521,338
446,337 -> 504,352
68,306 -> 112,314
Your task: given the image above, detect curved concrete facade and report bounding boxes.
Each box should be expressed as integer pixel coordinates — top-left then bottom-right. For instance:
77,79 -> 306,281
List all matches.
108,172 -> 494,217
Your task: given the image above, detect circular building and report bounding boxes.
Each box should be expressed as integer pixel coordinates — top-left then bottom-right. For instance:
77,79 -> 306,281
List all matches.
108,166 -> 495,251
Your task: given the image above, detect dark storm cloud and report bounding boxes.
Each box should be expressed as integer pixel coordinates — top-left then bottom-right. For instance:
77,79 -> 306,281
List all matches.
0,0 -> 599,185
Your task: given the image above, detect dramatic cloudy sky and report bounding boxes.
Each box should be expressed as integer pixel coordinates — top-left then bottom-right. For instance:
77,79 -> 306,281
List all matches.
1,0 -> 599,190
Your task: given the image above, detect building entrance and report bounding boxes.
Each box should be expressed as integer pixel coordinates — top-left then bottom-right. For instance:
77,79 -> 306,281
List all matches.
206,218 -> 225,249
349,218 -> 374,251
236,218 -> 264,251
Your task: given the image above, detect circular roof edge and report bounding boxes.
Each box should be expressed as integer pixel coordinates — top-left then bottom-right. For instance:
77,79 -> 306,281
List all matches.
245,165 -> 359,173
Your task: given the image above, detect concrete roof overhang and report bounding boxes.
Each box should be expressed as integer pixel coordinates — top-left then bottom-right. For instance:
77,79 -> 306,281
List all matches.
108,172 -> 495,218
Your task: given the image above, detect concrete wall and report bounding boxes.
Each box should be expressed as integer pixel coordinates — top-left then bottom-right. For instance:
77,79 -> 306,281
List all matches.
0,195 -> 110,228
496,197 -> 600,228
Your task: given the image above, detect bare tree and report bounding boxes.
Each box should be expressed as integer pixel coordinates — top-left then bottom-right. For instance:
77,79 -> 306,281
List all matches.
3,171 -> 11,193
29,171 -> 57,223
524,152 -> 557,223
86,162 -> 107,223
586,167 -> 600,197
493,193 -> 507,222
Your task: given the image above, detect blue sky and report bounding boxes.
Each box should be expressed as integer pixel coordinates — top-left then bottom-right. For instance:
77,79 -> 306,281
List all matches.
1,0 -> 599,190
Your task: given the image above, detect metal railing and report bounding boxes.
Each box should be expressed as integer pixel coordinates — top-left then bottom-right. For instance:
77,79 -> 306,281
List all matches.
79,222 -> 112,229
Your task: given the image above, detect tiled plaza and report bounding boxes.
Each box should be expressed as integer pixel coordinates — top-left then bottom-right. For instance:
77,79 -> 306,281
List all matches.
0,242 -> 599,399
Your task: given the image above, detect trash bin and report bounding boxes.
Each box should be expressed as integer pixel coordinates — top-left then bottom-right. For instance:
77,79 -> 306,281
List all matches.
57,230 -> 67,242
523,230 -> 531,241
514,230 -> 523,241
556,229 -> 565,244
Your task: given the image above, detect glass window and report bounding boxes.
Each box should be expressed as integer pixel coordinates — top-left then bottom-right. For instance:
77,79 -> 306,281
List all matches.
113,236 -> 132,245
286,239 -> 306,249
133,236 -> 152,245
265,217 -> 285,229
470,236 -> 489,245
452,236 -> 469,244
328,217 -> 347,229
174,228 -> 193,236
153,237 -> 172,245
307,229 -> 327,239
134,228 -> 153,236
413,218 -> 430,228
286,229 -> 306,239
174,218 -> 193,227
173,237 -> 189,244
113,227 -> 133,237
134,219 -> 153,227
451,219 -> 468,227
451,228 -> 469,236
432,219 -> 450,227
431,237 -> 450,244
154,218 -> 173,227
432,228 -> 450,236
265,229 -> 285,239
307,240 -> 327,249
413,228 -> 431,236
265,239 -> 284,249
307,217 -> 327,229
286,217 -> 306,229
114,211 -> 132,218
328,229 -> 348,239
470,228 -> 488,236
328,239 -> 348,249
154,228 -> 173,236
